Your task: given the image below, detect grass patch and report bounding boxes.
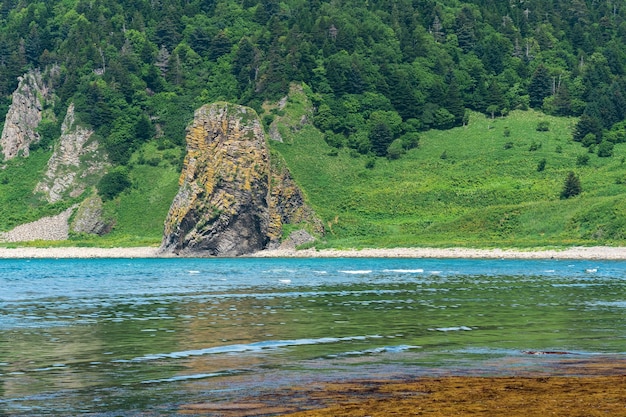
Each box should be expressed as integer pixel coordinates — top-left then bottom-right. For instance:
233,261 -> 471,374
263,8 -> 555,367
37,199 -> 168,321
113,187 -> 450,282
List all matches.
0,149 -> 76,231
273,108 -> 626,248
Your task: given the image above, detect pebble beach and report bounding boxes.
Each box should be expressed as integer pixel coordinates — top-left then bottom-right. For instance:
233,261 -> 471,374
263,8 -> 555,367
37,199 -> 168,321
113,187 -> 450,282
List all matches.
1,245 -> 626,259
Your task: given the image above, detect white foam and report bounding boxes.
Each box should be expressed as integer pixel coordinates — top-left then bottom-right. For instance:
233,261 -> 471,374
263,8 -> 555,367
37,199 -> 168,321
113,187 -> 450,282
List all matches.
142,372 -> 227,384
384,269 -> 424,273
337,345 -> 421,357
430,326 -> 473,332
339,270 -> 372,274
132,336 -> 370,361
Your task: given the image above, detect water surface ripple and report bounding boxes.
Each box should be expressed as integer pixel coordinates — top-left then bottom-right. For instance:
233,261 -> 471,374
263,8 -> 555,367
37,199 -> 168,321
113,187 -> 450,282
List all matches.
0,257 -> 624,415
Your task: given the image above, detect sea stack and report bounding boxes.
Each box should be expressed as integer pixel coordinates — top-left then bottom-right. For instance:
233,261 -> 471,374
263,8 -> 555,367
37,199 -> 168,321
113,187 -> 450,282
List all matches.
160,102 -> 322,256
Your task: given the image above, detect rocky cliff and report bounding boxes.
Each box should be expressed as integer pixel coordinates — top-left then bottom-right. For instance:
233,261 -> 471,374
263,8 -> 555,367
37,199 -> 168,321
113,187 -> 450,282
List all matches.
0,69 -> 54,160
161,102 -> 322,256
34,103 -> 109,203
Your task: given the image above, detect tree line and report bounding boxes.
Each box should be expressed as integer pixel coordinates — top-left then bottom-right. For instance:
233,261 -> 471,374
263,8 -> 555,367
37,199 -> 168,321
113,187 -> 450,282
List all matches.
0,0 -> 625,162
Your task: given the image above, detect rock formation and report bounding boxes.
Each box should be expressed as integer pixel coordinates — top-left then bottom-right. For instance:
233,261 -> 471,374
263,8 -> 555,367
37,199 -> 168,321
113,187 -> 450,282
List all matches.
34,103 -> 109,202
70,194 -> 111,235
161,102 -> 322,256
0,69 -> 53,160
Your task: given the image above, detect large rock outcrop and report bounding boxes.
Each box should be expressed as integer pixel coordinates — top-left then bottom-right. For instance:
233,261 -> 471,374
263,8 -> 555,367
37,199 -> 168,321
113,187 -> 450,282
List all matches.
161,102 -> 322,256
0,69 -> 54,160
34,103 -> 109,203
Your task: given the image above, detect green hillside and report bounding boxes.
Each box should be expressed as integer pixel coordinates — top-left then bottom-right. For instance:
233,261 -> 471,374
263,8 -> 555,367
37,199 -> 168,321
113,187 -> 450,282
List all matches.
1,0 -> 626,248
273,88 -> 626,248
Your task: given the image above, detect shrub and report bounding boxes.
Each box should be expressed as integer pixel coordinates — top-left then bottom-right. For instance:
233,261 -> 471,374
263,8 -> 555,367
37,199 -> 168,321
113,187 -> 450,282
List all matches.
503,126 -> 511,137
98,170 -> 132,201
503,141 -> 514,150
537,158 -> 546,172
597,141 -> 614,157
582,133 -> 598,148
576,154 -> 590,166
399,132 -> 420,150
34,118 -> 61,151
536,121 -> 550,131
324,132 -> 345,148
386,138 -> 406,160
528,141 -> 542,151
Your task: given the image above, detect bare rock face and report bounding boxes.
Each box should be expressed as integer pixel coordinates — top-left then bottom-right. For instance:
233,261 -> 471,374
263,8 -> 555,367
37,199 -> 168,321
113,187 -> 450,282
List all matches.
161,102 -> 322,256
161,103 -> 271,256
0,69 -> 51,160
70,194 -> 111,235
34,103 -> 109,203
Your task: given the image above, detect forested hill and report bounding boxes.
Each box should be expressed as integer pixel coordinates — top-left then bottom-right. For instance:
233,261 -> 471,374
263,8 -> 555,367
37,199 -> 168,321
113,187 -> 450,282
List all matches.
1,0 -> 625,157
2,0 -> 626,247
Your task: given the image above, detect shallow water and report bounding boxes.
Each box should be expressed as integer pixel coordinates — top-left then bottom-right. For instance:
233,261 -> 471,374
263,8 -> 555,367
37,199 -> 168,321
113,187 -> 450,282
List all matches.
0,257 -> 625,415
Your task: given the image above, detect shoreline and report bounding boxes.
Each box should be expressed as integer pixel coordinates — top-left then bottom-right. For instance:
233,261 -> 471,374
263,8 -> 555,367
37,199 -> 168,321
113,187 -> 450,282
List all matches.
0,245 -> 626,259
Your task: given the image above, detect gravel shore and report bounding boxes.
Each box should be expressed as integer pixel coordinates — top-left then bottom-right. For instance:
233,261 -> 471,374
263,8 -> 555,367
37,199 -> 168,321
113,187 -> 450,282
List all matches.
1,245 -> 626,259
249,246 -> 626,259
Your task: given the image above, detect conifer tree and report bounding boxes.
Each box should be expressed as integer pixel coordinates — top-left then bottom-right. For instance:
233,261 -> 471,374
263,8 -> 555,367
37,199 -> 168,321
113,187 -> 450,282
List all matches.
529,64 -> 552,108
560,171 -> 582,199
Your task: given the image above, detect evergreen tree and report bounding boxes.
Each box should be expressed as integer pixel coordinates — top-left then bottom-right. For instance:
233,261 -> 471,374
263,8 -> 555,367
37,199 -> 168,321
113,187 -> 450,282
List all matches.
573,113 -> 603,143
560,171 -> 582,199
369,122 -> 393,157
443,78 -> 465,125
529,64 -> 552,108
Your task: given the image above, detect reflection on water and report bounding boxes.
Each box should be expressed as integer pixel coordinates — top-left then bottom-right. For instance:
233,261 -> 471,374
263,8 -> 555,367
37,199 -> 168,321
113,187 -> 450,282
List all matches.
0,257 -> 625,415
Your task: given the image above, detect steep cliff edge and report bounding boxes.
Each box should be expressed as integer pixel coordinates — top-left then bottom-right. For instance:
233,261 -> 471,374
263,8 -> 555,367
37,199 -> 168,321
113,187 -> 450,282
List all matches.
161,102 -> 322,256
0,69 -> 54,160
34,103 -> 109,203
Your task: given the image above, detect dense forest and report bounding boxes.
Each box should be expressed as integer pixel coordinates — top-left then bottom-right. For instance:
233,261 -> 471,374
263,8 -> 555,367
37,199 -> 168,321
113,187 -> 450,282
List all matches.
1,0 -> 625,162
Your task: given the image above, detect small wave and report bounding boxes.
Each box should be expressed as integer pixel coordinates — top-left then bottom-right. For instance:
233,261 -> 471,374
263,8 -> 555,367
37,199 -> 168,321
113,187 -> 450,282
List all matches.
339,270 -> 372,274
383,269 -> 424,273
278,279 -> 292,284
188,270 -> 201,274
429,326 -> 473,332
131,336 -> 369,361
142,371 -> 231,384
334,345 -> 421,357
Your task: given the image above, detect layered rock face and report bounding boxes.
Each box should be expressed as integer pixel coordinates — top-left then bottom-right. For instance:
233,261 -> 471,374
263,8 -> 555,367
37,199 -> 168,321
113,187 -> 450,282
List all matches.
34,103 -> 109,203
161,102 -> 321,256
0,69 -> 51,160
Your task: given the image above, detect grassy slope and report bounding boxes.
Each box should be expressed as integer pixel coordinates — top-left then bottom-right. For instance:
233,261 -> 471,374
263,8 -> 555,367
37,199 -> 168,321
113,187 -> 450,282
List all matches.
273,102 -> 626,248
0,149 -> 75,231
95,142 -> 181,246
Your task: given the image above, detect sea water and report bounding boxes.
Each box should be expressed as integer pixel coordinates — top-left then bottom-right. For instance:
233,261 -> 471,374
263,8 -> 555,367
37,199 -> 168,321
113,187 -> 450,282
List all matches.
0,257 -> 625,415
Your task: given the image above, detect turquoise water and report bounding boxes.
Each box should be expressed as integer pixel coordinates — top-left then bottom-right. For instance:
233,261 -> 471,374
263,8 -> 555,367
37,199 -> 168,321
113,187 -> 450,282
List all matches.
0,257 -> 625,415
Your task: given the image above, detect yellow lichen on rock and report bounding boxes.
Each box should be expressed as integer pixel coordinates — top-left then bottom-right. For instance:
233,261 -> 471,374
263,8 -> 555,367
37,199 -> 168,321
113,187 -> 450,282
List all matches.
161,101 -> 321,256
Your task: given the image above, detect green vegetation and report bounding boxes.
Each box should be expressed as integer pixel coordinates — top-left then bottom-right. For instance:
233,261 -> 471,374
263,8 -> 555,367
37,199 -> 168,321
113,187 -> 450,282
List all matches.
0,150 -> 75,231
275,105 -> 626,248
1,0 -> 626,248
